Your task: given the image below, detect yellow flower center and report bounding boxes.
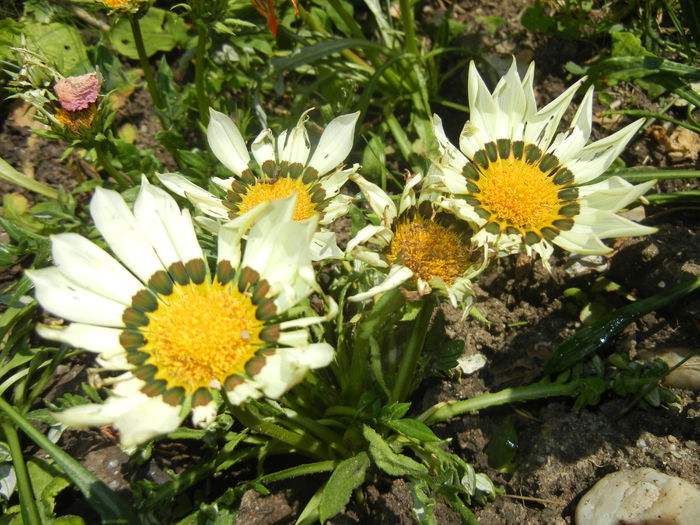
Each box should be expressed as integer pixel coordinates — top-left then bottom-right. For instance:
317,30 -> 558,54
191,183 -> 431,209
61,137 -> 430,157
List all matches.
237,177 -> 316,221
479,157 -> 560,229
142,281 -> 263,393
54,106 -> 96,134
388,216 -> 469,285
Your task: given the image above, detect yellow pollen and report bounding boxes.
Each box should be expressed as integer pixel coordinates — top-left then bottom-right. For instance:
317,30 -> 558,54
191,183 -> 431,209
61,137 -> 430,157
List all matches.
237,177 -> 317,221
388,216 -> 469,285
54,106 -> 96,134
478,157 -> 560,229
143,281 -> 263,392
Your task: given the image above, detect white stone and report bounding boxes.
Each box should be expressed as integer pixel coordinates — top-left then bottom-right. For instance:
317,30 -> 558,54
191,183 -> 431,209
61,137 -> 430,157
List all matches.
457,353 -> 487,375
576,468 -> 700,525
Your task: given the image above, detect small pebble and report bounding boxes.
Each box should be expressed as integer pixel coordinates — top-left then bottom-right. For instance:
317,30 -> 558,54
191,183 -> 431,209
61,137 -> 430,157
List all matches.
576,468 -> 700,525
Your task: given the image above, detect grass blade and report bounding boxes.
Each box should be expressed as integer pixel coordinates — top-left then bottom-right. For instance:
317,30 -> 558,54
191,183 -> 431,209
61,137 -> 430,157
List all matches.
0,397 -> 137,524
544,277 -> 700,374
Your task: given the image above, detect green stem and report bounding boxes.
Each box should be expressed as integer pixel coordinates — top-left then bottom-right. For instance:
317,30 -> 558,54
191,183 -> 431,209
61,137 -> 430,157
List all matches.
144,447 -> 257,509
128,14 -> 166,117
0,397 -> 136,523
419,379 -> 582,425
384,108 -> 413,162
1,419 -> 41,525
95,142 -> 133,188
344,288 -> 405,403
399,0 -> 419,55
390,296 -> 435,403
230,406 -> 328,460
284,411 -> 351,457
194,21 -> 209,127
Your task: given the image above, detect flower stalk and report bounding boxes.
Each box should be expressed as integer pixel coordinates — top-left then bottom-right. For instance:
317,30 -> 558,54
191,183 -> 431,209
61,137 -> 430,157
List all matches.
390,295 -> 435,403
1,418 -> 40,525
128,14 -> 166,120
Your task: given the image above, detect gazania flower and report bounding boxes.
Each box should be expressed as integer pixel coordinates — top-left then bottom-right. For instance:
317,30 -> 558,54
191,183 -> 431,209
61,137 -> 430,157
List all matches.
54,105 -> 97,134
159,108 -> 360,261
427,60 -> 656,261
28,181 -> 334,447
347,174 -> 483,307
99,0 -> 147,12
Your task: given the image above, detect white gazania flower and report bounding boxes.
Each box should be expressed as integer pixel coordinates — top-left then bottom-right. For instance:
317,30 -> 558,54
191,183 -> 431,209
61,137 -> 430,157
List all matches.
426,60 -> 657,261
159,108 -> 360,261
27,181 -> 334,448
346,174 -> 484,308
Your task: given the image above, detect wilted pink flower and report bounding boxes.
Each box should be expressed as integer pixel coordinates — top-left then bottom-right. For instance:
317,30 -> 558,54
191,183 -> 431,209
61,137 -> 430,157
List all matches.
53,73 -> 100,112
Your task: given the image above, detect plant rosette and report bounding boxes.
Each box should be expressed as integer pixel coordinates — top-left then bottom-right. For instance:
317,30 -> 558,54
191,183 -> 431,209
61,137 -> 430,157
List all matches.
426,60 -> 657,264
27,180 -> 335,447
159,108 -> 360,261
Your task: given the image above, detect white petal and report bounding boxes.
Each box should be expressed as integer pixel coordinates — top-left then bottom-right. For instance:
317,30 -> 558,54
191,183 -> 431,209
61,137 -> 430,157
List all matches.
346,224 -> 389,253
36,323 -> 124,355
225,381 -> 262,406
27,268 -> 126,327
157,173 -> 229,219
279,111 -> 312,165
310,231 -> 343,261
135,181 -> 204,265
553,225 -> 611,255
207,109 -> 250,175
217,200 -> 277,268
566,119 -> 644,184
350,174 -> 397,225
318,166 -> 356,197
192,401 -> 217,429
308,112 -> 359,175
579,177 -> 656,211
50,233 -> 143,305
575,210 -> 657,239
251,128 -> 276,167
524,77 -> 584,147
320,194 -> 353,225
90,187 -> 165,283
348,265 -> 414,302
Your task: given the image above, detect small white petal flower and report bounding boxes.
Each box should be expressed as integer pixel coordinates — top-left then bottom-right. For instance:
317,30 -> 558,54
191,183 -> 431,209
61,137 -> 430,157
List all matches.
30,186 -> 334,447
347,175 -> 483,307
428,60 -> 657,260
158,109 -> 361,261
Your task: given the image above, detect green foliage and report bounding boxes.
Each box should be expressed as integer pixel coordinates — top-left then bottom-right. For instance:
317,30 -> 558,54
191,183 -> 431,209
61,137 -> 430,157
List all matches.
108,8 -> 190,60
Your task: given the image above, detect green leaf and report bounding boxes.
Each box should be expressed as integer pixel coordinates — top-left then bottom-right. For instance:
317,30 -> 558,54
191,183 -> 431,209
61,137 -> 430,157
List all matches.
23,22 -> 89,76
544,277 -> 700,374
0,397 -> 136,523
484,417 -> 518,472
108,8 -> 189,59
384,419 -> 442,443
271,38 -> 387,73
362,425 -> 427,477
319,453 -> 370,522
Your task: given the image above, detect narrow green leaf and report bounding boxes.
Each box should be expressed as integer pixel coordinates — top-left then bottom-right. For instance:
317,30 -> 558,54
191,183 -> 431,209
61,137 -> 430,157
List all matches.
319,452 -> 370,522
271,38 -> 387,73
544,277 -> 700,374
0,157 -> 58,200
0,397 -> 136,524
362,425 -> 427,477
384,419 -> 442,443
